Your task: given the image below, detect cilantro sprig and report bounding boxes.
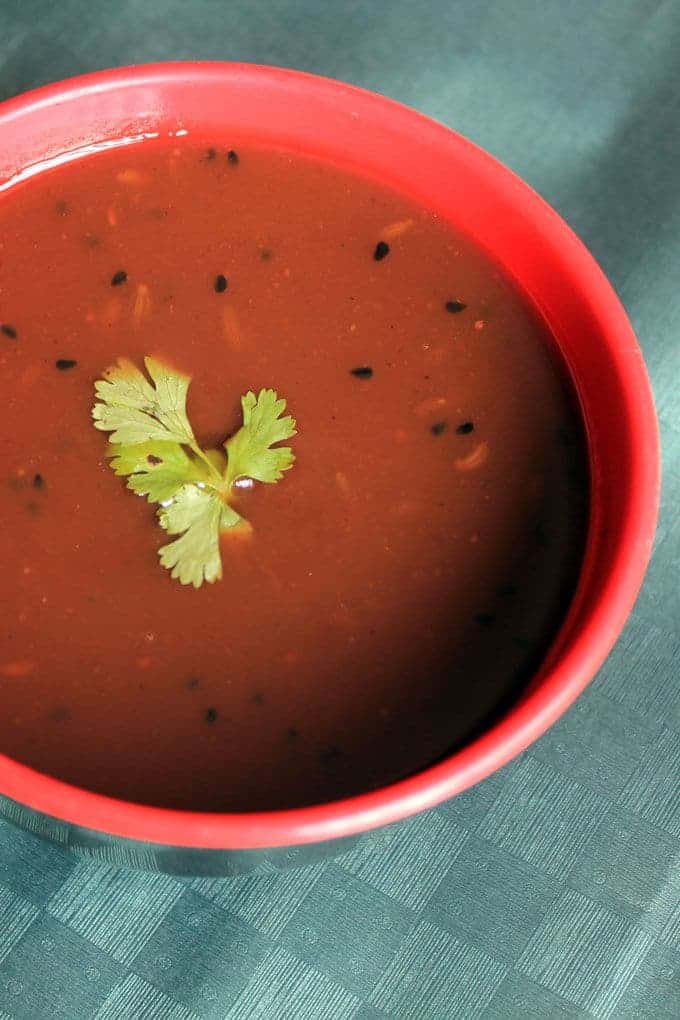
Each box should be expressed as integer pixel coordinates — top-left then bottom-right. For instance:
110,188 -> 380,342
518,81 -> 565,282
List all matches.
93,357 -> 296,587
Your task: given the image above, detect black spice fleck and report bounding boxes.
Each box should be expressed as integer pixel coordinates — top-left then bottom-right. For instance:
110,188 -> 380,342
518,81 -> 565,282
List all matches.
227,149 -> 239,164
533,522 -> 549,547
373,240 -> 390,261
474,612 -> 496,627
252,692 -> 266,705
49,705 -> 71,723
205,707 -> 218,724
55,199 -> 70,217
287,727 -> 299,740
214,274 -> 228,293
456,421 -> 474,435
186,676 -> 201,690
445,300 -> 467,313
320,745 -> 344,766
430,421 -> 447,436
498,583 -> 518,598
204,148 -> 217,161
32,473 -> 45,490
350,366 -> 373,379
111,269 -> 128,286
259,248 -> 273,261
1,324 -> 17,339
55,359 -> 77,371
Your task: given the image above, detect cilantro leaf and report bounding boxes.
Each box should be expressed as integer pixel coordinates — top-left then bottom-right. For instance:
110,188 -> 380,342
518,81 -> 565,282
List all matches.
108,441 -> 211,503
92,357 -> 200,449
93,361 -> 296,588
225,389 -> 296,485
158,485 -> 245,589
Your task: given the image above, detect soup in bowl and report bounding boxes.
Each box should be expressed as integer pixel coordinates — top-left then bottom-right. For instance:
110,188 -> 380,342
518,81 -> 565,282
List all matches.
0,63 -> 658,873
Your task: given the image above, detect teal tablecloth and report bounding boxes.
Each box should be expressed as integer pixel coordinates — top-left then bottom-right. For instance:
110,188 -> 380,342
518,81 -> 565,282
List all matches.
0,2 -> 678,1017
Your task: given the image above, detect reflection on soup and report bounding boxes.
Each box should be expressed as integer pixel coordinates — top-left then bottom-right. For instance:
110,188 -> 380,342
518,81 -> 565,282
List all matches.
0,141 -> 588,810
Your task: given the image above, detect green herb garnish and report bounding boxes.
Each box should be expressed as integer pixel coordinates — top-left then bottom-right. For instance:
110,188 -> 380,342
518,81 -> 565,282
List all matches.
93,357 -> 296,587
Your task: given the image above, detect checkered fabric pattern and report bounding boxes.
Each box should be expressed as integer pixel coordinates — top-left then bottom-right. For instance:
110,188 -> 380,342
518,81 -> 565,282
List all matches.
0,1 -> 678,1016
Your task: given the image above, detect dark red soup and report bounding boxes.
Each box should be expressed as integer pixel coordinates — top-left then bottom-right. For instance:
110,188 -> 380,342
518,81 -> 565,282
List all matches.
0,141 -> 588,811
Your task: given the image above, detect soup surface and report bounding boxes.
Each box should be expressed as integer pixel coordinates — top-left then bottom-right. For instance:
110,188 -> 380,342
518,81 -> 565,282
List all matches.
0,140 -> 587,810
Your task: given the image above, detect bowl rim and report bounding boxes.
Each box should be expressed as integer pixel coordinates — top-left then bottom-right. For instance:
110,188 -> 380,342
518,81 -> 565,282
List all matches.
0,61 -> 660,849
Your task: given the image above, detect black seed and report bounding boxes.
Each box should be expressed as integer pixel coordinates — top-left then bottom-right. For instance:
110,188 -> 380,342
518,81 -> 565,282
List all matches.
204,148 -> 217,161
252,692 -> 265,705
474,612 -> 496,627
430,421 -> 447,436
214,274 -> 228,293
55,199 -> 70,217
287,727 -> 299,740
350,366 -> 373,379
498,583 -> 517,598
456,421 -> 474,435
205,707 -> 218,724
32,473 -> 45,490
111,269 -> 128,286
186,677 -> 201,690
445,300 -> 466,313
55,359 -> 77,371
373,240 -> 390,261
1,324 -> 17,339
259,248 -> 273,261
227,149 -> 239,164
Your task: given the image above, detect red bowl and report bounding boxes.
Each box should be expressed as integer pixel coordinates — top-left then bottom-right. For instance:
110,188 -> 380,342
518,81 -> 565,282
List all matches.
0,63 -> 659,870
